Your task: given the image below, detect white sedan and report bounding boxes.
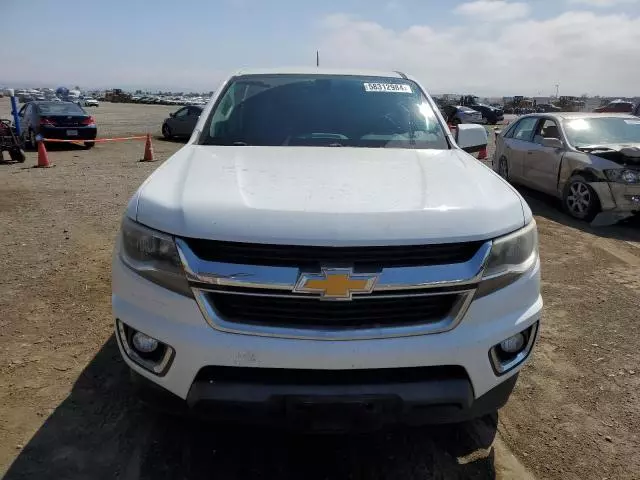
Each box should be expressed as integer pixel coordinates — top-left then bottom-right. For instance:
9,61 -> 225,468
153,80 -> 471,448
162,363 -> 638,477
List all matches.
79,97 -> 99,107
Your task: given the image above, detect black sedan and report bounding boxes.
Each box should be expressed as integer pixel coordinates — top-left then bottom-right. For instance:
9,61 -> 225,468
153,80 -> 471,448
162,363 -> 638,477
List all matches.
18,101 -> 97,149
468,104 -> 504,125
162,106 -> 203,139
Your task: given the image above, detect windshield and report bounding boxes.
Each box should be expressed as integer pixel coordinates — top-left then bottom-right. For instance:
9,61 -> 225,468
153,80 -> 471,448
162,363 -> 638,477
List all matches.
563,117 -> 640,148
37,103 -> 85,115
200,74 -> 448,149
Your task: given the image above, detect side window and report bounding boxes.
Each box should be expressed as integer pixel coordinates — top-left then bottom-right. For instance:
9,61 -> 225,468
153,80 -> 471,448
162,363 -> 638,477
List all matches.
218,92 -> 234,117
503,121 -> 519,138
511,117 -> 538,142
533,119 -> 560,144
18,105 -> 27,117
188,107 -> 201,117
174,108 -> 189,118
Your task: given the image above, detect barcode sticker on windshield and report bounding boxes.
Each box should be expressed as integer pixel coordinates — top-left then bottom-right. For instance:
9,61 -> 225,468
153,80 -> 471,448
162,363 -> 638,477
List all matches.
364,83 -> 412,93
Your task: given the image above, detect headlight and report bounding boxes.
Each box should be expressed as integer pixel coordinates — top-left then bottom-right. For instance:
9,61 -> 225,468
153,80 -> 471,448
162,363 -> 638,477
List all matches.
477,221 -> 538,296
604,169 -> 639,184
119,217 -> 192,296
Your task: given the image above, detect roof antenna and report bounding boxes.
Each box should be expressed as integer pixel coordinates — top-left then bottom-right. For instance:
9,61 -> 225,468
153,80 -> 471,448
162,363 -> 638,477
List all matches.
316,50 -> 319,67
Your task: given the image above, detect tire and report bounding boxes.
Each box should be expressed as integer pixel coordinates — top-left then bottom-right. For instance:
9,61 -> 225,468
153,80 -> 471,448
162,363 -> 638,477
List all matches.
497,157 -> 509,181
162,123 -> 173,140
84,141 -> 95,149
9,148 -> 26,163
562,175 -> 600,221
27,129 -> 37,150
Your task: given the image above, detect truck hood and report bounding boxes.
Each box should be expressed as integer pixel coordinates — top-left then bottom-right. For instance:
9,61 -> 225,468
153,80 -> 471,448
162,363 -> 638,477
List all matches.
134,146 -> 526,245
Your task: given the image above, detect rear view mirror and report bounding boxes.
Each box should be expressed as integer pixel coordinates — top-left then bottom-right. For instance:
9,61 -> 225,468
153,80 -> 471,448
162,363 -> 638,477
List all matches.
542,137 -> 563,149
456,124 -> 488,153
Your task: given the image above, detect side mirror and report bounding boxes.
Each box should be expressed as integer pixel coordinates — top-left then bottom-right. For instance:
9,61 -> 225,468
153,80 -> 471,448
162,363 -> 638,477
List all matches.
456,123 -> 488,153
542,137 -> 563,149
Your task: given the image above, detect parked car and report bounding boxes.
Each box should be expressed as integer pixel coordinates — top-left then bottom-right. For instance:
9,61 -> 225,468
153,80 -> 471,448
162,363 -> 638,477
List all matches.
594,100 -> 634,113
79,96 -> 99,107
536,104 -> 561,113
113,68 -> 540,431
18,101 -> 97,149
467,103 -> 504,125
494,113 -> 640,224
161,106 -> 203,139
633,103 -> 640,117
441,105 -> 484,125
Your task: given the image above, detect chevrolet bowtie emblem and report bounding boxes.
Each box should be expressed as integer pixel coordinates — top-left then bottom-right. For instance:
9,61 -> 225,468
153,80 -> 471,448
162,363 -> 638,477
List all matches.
293,268 -> 378,300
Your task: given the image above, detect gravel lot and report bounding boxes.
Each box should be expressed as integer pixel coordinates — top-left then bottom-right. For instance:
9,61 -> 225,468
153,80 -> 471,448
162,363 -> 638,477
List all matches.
1,98 -> 639,480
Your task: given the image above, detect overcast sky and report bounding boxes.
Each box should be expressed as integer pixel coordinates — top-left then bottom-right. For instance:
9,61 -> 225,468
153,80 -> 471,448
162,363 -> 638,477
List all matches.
3,0 -> 640,96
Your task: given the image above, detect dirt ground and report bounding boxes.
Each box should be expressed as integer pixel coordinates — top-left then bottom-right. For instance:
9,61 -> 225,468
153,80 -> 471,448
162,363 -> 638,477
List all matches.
0,98 -> 638,480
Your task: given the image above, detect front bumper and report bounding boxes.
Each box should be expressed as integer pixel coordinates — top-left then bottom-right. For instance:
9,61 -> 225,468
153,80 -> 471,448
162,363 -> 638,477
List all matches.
113,246 -> 542,427
130,366 -> 520,430
589,182 -> 640,224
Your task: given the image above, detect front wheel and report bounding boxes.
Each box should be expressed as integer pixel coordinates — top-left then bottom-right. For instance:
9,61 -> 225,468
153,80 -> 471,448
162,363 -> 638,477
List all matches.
162,123 -> 173,139
27,129 -> 37,150
498,157 -> 509,181
563,175 -> 600,221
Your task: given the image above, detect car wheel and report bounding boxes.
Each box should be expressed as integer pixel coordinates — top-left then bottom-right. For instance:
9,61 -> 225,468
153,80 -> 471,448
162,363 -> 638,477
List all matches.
29,130 -> 37,150
162,123 -> 173,139
563,175 -> 600,221
498,157 -> 509,181
84,141 -> 95,149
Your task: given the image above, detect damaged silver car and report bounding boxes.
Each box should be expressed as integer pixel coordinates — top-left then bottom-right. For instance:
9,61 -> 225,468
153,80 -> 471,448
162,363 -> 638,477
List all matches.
494,113 -> 640,225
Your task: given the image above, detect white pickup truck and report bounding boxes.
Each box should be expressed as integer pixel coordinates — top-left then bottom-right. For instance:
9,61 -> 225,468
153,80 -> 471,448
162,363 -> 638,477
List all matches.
112,68 -> 541,432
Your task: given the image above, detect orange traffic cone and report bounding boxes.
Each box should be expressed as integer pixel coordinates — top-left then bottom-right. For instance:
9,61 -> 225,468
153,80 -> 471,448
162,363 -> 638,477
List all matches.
142,134 -> 154,162
36,139 -> 51,168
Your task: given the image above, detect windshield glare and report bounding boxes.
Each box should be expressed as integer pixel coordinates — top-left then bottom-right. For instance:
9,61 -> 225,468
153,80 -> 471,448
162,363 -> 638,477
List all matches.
563,117 -> 640,147
38,103 -> 85,115
200,75 -> 448,149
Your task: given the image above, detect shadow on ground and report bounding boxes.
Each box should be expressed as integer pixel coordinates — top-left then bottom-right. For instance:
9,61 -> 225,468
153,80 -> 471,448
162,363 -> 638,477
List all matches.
4,336 -> 500,480
517,185 -> 640,242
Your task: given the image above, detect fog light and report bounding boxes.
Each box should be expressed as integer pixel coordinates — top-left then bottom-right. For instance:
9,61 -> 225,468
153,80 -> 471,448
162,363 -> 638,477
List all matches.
500,333 -> 525,353
132,332 -> 159,353
489,322 -> 538,375
116,320 -> 174,376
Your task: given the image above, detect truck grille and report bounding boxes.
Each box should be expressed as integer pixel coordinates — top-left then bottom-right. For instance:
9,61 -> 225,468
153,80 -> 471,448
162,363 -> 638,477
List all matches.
183,239 -> 483,268
206,291 -> 460,329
